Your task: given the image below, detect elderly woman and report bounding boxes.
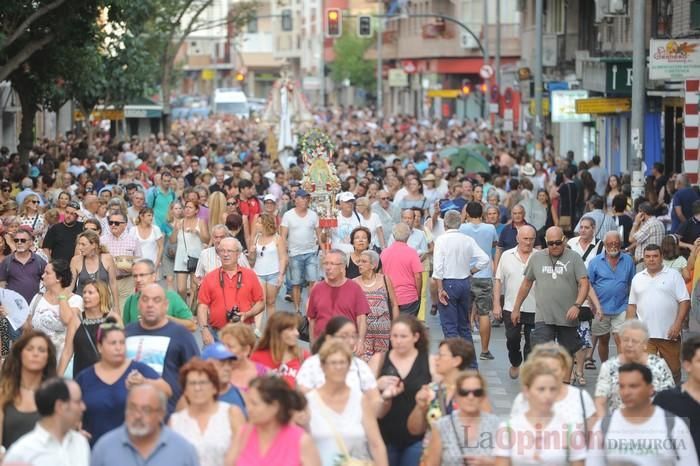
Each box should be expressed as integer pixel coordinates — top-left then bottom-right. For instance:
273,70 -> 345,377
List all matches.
219,323 -> 268,391
423,371 -> 500,466
346,226 -> 374,279
355,197 -> 386,250
170,358 -> 245,466
307,340 -> 388,466
353,249 -> 398,361
594,319 -> 675,415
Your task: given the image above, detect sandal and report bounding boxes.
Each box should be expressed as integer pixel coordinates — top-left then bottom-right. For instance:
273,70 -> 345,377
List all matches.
572,372 -> 586,386
584,358 -> 596,370
430,304 -> 438,316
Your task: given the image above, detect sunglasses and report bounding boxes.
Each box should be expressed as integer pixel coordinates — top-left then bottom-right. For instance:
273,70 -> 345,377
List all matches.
547,240 -> 564,247
456,387 -> 485,398
109,221 -> 125,226
28,200 -> 39,204
259,245 -> 266,257
227,202 -> 237,206
2,188 -> 10,193
14,238 -> 29,244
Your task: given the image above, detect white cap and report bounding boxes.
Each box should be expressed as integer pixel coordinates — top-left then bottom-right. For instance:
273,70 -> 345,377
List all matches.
338,192 -> 356,203
263,194 -> 277,203
263,171 -> 276,181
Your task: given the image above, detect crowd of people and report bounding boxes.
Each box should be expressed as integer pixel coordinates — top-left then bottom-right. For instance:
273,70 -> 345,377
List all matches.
0,109 -> 699,466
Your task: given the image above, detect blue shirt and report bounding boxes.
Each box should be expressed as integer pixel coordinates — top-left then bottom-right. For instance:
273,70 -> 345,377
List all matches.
672,187 -> 700,233
219,385 -> 247,417
75,360 -> 159,445
91,425 -> 200,466
459,223 -> 498,278
587,252 -> 636,315
125,321 -> 200,414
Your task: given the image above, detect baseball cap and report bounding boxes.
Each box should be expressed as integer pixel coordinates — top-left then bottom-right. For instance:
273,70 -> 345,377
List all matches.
68,201 -> 81,210
263,194 -> 277,203
338,192 -> 356,203
296,189 -> 310,198
201,342 -> 237,361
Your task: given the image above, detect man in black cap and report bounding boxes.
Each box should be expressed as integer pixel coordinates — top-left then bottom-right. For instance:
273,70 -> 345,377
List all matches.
42,201 -> 84,262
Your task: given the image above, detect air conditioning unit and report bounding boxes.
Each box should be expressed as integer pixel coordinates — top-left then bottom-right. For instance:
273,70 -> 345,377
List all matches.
595,0 -> 629,22
460,31 -> 478,49
609,0 -> 628,15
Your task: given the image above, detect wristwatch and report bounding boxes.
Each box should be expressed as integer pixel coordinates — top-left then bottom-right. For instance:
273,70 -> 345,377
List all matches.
573,303 -> 583,309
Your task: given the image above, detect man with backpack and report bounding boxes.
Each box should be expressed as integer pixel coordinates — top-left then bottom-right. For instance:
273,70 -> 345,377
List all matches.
587,362 -> 698,465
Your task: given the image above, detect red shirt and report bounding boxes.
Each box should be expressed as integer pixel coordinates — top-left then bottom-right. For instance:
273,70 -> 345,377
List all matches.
239,197 -> 261,231
250,349 -> 309,388
198,267 -> 263,329
307,280 -> 370,338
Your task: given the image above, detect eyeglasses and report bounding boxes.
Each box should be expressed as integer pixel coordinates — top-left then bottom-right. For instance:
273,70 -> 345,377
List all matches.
456,388 -> 485,398
547,240 -> 564,247
187,379 -> 213,388
14,238 -> 29,244
380,197 -> 390,201
219,249 -> 240,256
109,221 -> 125,226
28,200 -> 39,204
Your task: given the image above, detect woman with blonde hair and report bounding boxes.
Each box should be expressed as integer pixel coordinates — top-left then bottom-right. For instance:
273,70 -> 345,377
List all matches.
251,312 -> 308,388
510,342 -> 595,438
133,207 -> 164,270
17,193 -> 45,248
219,323 -> 268,391
250,213 -> 287,320
70,230 -> 119,310
208,191 -> 228,234
59,279 -> 122,376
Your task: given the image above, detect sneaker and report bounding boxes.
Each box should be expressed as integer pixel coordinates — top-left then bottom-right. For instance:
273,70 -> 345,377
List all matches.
479,351 -> 495,360
509,366 -> 520,379
284,294 -> 293,302
491,318 -> 503,327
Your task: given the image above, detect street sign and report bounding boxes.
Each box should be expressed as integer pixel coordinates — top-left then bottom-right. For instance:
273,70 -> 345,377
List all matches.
529,98 -> 550,116
575,97 -> 631,114
402,60 -> 417,74
388,69 -> 408,87
201,69 -> 215,81
427,89 -> 461,98
479,64 -> 494,79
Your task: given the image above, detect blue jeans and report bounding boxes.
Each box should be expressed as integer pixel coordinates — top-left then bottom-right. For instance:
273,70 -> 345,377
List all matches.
387,441 -> 422,466
437,278 -> 478,369
288,252 -> 320,285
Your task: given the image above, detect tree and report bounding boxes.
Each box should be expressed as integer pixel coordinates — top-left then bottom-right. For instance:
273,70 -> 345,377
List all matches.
146,0 -> 256,132
329,33 -> 375,92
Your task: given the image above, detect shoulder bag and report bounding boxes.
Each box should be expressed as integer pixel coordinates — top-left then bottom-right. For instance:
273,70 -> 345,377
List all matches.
182,220 -> 199,273
315,393 -> 374,466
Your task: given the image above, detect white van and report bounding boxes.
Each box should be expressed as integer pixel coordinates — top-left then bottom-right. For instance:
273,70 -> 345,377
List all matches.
213,88 -> 249,118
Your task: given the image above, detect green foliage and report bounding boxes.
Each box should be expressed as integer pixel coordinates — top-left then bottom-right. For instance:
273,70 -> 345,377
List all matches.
330,32 -> 375,92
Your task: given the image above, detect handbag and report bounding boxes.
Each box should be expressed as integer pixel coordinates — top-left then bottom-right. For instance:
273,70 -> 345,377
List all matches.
558,183 -> 574,233
297,311 -> 310,342
316,394 -> 374,466
182,220 -> 199,273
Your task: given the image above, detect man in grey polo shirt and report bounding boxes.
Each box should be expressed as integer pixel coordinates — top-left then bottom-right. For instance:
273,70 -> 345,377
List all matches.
91,384 -> 198,466
511,226 -> 590,363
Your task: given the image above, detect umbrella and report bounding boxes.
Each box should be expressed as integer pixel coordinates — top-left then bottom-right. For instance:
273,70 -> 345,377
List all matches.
440,144 -> 491,174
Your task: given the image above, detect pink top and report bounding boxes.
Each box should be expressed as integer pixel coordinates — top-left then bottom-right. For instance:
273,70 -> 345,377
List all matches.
380,241 -> 423,305
236,423 -> 304,466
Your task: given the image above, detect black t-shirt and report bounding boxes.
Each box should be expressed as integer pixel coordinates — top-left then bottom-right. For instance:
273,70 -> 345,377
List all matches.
558,181 -> 578,217
654,386 -> 700,463
678,217 -> 700,251
42,222 -> 84,262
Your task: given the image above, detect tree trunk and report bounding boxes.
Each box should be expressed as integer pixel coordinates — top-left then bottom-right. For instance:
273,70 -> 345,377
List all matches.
161,62 -> 173,135
17,91 -> 37,173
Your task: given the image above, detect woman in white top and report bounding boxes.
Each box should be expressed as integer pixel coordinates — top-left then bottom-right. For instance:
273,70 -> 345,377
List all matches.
355,197 -> 386,249
250,213 -> 287,323
306,340 -> 388,466
510,342 -> 596,433
17,193 -> 45,249
133,207 -> 164,270
28,259 -> 83,364
296,316 -> 381,413
170,358 -> 245,466
494,358 -> 586,466
171,199 -> 209,306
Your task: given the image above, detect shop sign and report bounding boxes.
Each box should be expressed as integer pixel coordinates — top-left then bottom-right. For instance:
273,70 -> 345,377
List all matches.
649,39 -> 700,80
552,90 -> 591,122
426,89 -> 461,98
575,97 -> 631,114
388,69 -> 408,87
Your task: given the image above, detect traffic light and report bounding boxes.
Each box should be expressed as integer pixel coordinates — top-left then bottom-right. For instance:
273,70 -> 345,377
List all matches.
357,15 -> 372,37
235,72 -> 245,82
326,9 -> 342,37
461,79 -> 472,96
281,9 -> 293,31
479,82 -> 488,93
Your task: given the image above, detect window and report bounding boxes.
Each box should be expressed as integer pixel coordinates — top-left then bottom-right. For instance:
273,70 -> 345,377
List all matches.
545,0 -> 565,34
247,17 -> 258,33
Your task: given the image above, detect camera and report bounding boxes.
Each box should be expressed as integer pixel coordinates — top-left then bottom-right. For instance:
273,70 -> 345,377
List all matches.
226,306 -> 241,323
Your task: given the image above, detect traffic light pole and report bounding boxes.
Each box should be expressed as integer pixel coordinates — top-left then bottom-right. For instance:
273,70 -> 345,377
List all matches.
377,19 -> 384,118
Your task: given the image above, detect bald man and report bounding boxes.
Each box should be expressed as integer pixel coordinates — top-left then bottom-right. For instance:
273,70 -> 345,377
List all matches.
125,284 -> 199,414
512,227 -> 590,361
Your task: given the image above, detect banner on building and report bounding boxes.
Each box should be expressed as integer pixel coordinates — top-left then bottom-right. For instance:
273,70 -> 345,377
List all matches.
551,90 -> 590,123
649,39 -> 700,80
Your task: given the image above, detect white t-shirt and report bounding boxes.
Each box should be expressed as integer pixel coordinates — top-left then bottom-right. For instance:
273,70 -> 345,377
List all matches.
131,225 -> 163,264
587,407 -> 699,466
511,385 -> 595,430
495,247 -> 537,313
567,236 -> 601,307
194,247 -> 250,279
296,354 -> 377,393
281,208 -> 319,257
359,212 -> 384,247
493,411 -> 586,466
629,267 -> 690,340
332,212 -> 361,255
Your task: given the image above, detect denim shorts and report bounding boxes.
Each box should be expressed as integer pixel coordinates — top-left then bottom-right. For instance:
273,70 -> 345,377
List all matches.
258,272 -> 280,284
288,252 -> 320,285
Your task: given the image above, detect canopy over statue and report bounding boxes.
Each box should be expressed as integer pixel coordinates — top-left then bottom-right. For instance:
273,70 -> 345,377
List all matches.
263,64 -> 313,169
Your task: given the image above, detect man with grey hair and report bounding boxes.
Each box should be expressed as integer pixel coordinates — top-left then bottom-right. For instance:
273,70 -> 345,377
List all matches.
372,190 -> 401,242
91,384 -> 199,466
122,259 -> 195,330
587,230 -> 636,364
197,237 -> 264,345
380,223 -> 424,317
194,224 -> 249,287
307,249 -> 369,353
432,210 -> 489,352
